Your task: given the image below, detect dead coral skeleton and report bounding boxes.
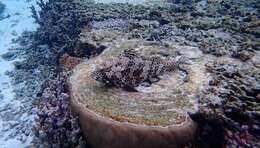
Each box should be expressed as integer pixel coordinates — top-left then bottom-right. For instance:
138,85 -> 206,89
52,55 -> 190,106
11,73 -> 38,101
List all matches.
92,50 -> 185,90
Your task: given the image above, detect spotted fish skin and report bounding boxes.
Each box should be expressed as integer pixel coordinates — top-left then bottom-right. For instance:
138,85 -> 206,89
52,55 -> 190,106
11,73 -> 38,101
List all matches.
92,50 -> 182,90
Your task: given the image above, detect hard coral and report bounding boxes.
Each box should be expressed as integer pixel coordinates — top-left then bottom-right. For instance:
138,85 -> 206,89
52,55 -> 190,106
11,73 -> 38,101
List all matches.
33,73 -> 87,148
192,61 -> 260,147
69,50 -> 198,148
92,50 -> 180,90
32,0 -> 89,57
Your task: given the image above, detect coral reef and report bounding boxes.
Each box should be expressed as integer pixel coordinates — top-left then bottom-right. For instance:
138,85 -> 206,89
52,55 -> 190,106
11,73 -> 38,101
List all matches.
22,0 -> 260,147
31,0 -> 90,57
2,0 -> 91,146
192,61 -> 260,147
33,73 -> 87,148
92,50 -> 181,89
17,1 -> 91,147
30,0 -> 259,60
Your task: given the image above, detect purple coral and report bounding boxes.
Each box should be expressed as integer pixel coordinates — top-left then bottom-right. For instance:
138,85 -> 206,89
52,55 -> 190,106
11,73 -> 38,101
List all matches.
33,73 -> 87,147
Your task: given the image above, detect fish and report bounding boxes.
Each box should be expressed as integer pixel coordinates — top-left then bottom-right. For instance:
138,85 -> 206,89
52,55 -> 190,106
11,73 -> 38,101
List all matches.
92,49 -> 187,90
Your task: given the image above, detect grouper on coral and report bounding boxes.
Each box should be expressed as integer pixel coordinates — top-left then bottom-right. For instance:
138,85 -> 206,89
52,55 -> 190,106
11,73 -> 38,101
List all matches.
68,43 -> 200,148
92,49 -> 188,90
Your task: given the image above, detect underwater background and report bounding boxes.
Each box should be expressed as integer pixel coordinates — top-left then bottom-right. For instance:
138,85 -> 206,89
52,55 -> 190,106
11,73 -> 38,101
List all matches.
0,0 -> 259,147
